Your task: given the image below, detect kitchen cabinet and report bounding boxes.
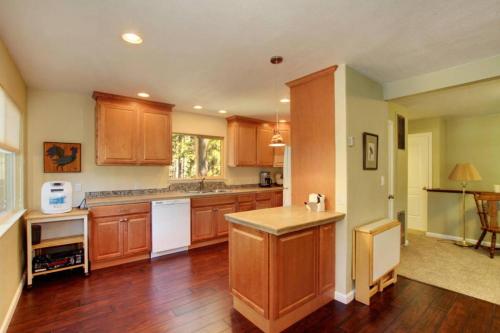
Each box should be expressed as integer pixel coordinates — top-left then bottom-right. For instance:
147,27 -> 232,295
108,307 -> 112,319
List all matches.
227,116 -> 289,167
237,194 -> 255,212
93,92 -> 173,166
273,190 -> 283,207
257,124 -> 275,166
191,195 -> 237,246
90,203 -> 151,269
273,123 -> 290,167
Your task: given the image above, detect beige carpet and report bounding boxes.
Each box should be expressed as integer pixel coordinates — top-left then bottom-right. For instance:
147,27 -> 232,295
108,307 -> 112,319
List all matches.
398,231 -> 500,305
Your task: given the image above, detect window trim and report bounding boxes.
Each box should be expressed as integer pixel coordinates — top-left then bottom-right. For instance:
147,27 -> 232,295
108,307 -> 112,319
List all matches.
170,132 -> 225,180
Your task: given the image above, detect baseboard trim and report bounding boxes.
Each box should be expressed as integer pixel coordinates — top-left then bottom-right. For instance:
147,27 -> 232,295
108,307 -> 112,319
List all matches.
0,272 -> 25,333
334,289 -> 355,304
425,232 -> 500,248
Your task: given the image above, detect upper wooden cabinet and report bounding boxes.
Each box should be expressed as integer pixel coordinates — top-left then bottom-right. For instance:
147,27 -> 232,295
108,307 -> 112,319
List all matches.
227,116 -> 289,167
257,124 -> 275,167
273,123 -> 290,167
93,92 -> 174,166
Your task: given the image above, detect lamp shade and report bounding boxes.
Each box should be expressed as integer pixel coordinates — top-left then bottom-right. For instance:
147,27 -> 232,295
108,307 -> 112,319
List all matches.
448,163 -> 482,181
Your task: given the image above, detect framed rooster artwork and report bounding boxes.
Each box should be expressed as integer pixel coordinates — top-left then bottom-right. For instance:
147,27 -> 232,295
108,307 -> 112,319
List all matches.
44,142 -> 81,173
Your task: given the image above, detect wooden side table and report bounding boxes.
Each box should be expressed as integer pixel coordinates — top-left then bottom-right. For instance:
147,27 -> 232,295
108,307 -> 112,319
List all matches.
25,209 -> 89,287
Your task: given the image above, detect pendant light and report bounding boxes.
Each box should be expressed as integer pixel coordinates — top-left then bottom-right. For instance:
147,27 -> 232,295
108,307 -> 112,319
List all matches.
269,56 -> 286,147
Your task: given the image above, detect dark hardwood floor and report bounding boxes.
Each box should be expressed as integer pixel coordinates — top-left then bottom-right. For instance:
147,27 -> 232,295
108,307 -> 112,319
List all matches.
9,244 -> 500,333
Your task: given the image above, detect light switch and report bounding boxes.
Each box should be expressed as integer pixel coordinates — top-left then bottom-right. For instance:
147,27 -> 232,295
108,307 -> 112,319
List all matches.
74,183 -> 82,192
380,176 -> 385,186
347,136 -> 355,147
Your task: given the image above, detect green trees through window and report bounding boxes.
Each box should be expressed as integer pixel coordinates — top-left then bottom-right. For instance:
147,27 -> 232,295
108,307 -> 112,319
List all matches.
170,133 -> 223,179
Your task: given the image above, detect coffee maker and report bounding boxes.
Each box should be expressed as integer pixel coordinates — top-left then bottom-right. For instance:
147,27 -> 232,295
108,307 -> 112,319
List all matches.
259,171 -> 272,187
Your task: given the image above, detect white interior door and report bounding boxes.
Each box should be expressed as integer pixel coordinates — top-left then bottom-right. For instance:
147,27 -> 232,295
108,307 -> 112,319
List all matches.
407,133 -> 432,231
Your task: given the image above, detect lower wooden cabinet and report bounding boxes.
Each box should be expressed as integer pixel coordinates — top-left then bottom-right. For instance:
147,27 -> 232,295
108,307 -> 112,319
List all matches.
190,190 -> 283,247
90,203 -> 151,269
191,196 -> 237,245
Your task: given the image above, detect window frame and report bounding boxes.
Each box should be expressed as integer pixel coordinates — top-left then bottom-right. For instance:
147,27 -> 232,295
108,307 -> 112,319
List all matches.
170,132 -> 225,180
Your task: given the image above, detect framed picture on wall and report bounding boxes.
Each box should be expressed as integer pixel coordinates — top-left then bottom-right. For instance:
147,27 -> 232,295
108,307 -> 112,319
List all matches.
362,132 -> 378,170
44,142 -> 82,173
397,115 -> 406,150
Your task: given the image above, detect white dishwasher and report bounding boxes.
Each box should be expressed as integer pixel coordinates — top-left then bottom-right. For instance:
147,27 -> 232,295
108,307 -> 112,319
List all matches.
151,198 -> 191,258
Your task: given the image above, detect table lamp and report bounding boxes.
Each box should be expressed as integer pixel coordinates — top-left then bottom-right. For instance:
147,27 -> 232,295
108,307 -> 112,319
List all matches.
448,163 -> 482,247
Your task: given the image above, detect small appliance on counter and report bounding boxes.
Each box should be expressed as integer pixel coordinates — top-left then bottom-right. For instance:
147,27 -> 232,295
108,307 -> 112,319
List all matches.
259,171 -> 272,187
275,173 -> 283,185
41,181 -> 73,214
305,193 -> 326,212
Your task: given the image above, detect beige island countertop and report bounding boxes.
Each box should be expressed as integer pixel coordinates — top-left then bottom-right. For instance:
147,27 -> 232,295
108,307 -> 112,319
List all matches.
225,205 -> 345,235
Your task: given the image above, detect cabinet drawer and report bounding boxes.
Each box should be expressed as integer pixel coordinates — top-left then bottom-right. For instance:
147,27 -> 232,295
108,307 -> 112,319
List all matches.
256,192 -> 273,201
237,194 -> 255,203
191,195 -> 236,208
91,203 -> 150,218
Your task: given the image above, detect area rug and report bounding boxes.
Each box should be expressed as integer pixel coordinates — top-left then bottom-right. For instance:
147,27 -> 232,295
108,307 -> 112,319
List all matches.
398,231 -> 500,305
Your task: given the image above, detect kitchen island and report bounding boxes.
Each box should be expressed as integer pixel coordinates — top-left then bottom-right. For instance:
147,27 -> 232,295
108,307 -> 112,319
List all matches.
225,206 -> 345,333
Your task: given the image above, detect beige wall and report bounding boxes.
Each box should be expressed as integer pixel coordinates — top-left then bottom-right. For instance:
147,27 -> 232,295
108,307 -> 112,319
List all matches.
409,112 -> 500,240
334,66 -> 389,294
408,117 -> 446,187
0,39 -> 26,330
27,90 -> 278,209
345,66 -> 388,292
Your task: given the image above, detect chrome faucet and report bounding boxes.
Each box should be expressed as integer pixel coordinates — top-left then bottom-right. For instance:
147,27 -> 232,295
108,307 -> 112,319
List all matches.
199,177 -> 206,192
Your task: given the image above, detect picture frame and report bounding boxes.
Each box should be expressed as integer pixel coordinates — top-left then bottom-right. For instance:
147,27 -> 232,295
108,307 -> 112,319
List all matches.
397,115 -> 405,150
43,142 -> 82,173
362,132 -> 378,170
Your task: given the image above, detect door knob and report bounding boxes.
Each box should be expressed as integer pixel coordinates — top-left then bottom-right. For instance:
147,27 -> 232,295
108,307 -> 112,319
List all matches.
388,195 -> 395,199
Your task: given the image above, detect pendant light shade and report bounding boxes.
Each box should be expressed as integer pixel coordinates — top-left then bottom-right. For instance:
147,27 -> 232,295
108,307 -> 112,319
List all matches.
269,132 -> 285,147
269,56 -> 286,147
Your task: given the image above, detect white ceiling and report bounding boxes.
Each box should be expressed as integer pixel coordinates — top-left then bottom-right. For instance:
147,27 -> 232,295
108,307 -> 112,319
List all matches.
1,0 -> 500,120
392,76 -> 500,120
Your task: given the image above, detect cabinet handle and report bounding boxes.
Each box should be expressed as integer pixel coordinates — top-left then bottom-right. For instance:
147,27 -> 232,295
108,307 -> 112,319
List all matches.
119,218 -> 129,222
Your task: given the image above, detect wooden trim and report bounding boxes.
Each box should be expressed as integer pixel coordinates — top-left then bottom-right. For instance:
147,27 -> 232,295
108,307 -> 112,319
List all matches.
226,115 -> 270,124
188,237 -> 227,249
286,65 -> 338,88
91,253 -> 150,270
92,91 -> 175,109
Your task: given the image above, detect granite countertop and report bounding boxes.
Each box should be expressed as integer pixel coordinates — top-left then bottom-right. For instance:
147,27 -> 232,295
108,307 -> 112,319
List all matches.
85,186 -> 283,207
225,206 -> 345,235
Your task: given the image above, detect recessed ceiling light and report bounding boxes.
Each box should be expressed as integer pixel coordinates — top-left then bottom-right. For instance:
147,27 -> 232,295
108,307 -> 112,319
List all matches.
280,98 -> 290,103
279,119 -> 287,123
218,110 -> 227,114
193,105 -> 203,110
137,92 -> 150,98
121,33 -> 143,44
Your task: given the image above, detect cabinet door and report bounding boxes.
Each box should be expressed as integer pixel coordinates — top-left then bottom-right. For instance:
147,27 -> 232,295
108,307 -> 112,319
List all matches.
270,228 -> 317,318
215,204 -> 236,237
238,201 -> 255,212
273,191 -> 283,207
318,224 -> 335,293
123,214 -> 151,256
273,125 -> 290,167
191,207 -> 216,242
257,125 -> 274,166
96,102 -> 138,165
255,199 -> 273,210
91,216 -> 123,262
138,106 -> 172,165
237,122 -> 257,166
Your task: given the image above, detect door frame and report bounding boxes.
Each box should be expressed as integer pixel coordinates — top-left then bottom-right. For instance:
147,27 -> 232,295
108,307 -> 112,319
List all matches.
407,132 -> 433,231
387,120 -> 395,220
